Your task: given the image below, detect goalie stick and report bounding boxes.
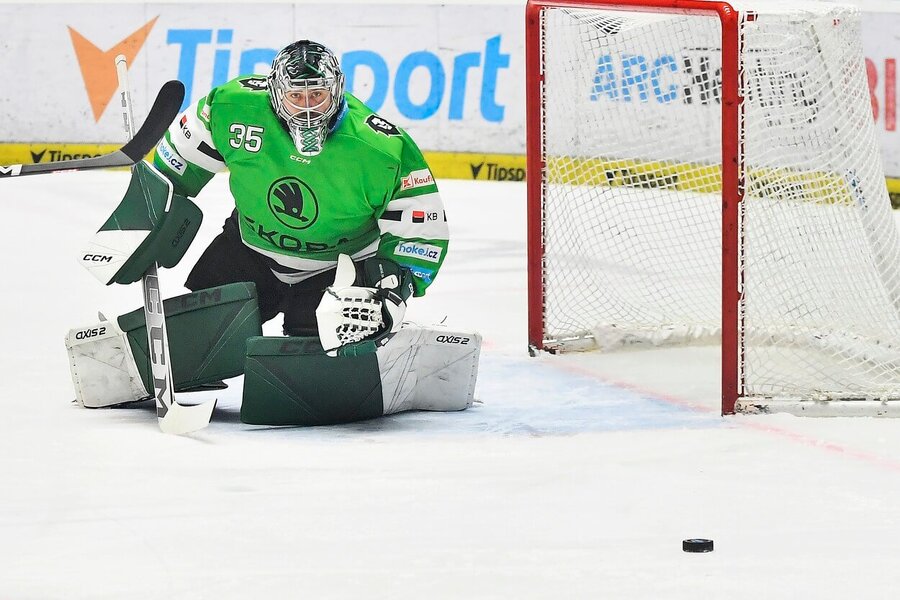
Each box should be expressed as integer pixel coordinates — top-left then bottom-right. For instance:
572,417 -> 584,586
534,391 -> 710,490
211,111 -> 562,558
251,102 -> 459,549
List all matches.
0,79 -> 184,178
114,57 -> 215,434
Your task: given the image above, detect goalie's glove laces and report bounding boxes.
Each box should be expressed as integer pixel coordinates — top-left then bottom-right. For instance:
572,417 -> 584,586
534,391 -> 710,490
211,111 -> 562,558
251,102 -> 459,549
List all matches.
316,254 -> 415,354
324,285 -> 383,346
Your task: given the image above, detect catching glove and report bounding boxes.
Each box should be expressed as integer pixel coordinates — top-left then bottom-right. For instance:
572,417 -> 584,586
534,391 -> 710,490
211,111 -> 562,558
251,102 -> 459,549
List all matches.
316,254 -> 414,354
361,256 -> 415,337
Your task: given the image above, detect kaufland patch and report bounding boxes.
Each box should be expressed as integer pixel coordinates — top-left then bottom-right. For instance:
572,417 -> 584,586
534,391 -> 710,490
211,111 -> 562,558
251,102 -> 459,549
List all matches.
401,168 -> 434,190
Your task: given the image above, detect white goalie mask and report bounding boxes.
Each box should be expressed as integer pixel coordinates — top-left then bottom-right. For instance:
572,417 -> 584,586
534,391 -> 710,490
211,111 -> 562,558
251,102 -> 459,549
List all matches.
267,40 -> 345,156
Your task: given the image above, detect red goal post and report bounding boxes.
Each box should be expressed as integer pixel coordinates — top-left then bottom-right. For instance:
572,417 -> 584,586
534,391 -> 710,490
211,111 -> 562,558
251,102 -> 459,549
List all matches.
526,0 -> 900,416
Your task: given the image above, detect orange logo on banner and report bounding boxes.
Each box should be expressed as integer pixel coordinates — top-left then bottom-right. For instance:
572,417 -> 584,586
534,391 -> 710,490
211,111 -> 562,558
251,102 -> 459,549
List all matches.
68,17 -> 158,122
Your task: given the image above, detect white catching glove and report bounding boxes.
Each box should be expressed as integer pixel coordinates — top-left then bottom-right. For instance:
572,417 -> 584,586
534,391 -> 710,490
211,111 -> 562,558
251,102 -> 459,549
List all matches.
315,254 -> 415,354
316,254 -> 383,354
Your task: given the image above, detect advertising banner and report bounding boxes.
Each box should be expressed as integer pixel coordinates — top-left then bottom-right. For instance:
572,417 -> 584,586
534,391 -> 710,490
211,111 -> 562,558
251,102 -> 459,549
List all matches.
2,2 -> 900,183
0,3 -> 524,155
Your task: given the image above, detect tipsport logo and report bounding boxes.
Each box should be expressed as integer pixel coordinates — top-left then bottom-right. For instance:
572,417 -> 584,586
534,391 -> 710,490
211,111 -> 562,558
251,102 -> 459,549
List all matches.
66,21 -> 512,123
166,30 -> 511,121
68,17 -> 158,122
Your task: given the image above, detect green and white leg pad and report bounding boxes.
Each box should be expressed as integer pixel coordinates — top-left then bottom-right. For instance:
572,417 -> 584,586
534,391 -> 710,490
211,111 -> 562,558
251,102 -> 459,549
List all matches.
66,282 -> 262,408
241,323 -> 482,426
66,318 -> 150,408
376,325 -> 481,415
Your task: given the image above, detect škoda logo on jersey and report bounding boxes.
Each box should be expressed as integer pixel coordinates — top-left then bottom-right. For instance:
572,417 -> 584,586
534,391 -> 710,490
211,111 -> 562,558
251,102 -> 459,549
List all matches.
267,176 -> 319,230
401,169 -> 434,191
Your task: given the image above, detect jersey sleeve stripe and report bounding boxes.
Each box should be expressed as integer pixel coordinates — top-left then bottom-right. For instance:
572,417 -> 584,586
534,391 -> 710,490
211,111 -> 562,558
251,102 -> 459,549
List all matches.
383,191 -> 444,213
378,216 -> 450,239
197,141 -> 224,162
378,192 -> 449,239
169,110 -> 227,173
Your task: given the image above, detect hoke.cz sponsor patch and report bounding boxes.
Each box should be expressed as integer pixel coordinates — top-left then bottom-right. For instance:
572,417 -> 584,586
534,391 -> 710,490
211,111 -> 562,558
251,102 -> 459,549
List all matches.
394,241 -> 443,263
156,139 -> 187,175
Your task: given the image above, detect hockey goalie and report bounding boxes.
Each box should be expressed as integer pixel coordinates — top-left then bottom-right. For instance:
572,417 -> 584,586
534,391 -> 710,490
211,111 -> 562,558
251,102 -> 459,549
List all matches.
65,40 -> 481,427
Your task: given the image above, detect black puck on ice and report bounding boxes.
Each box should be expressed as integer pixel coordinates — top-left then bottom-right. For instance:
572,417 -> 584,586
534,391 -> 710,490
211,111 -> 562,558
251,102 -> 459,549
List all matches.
683,538 -> 714,553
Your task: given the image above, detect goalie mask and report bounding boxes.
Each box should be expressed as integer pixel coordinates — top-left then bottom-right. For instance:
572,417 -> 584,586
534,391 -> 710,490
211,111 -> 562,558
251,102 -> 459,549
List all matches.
268,40 -> 345,156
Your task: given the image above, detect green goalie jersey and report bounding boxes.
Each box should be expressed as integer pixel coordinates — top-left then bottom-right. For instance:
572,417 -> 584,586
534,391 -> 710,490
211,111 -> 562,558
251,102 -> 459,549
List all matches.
152,75 -> 448,296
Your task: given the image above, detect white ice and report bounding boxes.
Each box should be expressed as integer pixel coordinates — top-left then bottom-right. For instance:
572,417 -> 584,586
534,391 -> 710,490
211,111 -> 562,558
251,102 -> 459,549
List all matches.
3,171 -> 900,598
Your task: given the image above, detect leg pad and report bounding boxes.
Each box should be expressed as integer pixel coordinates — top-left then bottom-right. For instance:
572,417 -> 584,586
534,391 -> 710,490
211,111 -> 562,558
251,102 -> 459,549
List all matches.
66,282 -> 262,407
240,323 -> 481,426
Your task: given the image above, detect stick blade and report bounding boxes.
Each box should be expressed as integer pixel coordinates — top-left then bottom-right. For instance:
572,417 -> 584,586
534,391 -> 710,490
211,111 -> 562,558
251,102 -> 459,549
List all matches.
0,80 -> 185,178
159,398 -> 217,435
120,80 -> 185,162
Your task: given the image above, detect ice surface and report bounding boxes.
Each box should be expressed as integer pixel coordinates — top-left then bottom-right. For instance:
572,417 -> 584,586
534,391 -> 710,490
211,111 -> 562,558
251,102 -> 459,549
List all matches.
3,172 -> 900,598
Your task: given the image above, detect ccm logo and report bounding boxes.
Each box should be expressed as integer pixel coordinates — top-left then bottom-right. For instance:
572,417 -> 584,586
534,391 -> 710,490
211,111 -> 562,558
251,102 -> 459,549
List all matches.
83,254 -> 113,262
435,335 -> 470,345
75,326 -> 107,340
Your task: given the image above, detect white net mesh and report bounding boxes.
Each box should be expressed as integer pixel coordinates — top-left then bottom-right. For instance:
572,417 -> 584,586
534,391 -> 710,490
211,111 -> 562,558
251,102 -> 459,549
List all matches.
536,1 -> 900,404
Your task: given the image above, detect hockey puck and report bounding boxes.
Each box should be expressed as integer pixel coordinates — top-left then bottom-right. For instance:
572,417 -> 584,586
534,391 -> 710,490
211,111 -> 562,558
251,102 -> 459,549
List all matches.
683,538 -> 714,553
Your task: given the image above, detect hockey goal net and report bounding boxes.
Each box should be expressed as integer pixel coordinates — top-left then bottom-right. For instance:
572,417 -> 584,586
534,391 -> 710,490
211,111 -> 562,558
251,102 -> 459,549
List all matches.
526,0 -> 900,415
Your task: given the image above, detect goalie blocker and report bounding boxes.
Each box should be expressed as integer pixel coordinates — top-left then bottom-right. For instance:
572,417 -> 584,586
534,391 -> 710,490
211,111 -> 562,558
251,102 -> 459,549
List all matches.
80,161 -> 202,286
66,287 -> 481,424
